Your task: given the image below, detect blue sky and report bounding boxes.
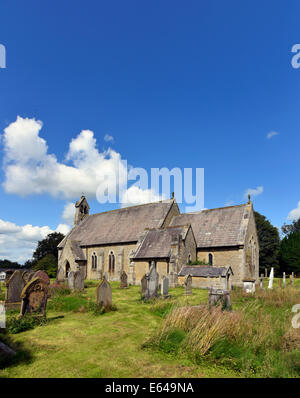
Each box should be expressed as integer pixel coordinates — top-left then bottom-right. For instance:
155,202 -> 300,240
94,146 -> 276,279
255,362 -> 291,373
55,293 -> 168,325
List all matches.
0,0 -> 300,263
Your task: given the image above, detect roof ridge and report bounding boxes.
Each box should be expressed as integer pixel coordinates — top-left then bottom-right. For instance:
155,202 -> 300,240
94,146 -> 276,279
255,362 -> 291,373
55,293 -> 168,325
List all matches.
89,198 -> 173,217
184,203 -> 247,215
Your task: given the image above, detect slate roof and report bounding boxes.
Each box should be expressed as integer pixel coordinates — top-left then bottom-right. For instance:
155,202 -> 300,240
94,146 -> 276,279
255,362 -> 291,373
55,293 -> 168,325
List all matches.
170,203 -> 251,248
133,225 -> 190,259
58,199 -> 175,248
70,241 -> 86,261
178,266 -> 233,278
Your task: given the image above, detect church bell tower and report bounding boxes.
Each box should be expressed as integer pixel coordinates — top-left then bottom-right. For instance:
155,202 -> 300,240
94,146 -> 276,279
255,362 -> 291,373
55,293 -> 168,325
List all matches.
74,195 -> 90,226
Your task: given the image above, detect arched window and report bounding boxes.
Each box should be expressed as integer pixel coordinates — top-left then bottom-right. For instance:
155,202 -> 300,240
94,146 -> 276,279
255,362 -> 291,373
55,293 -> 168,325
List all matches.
65,261 -> 70,277
92,252 -> 97,269
208,253 -> 213,266
109,252 -> 115,274
187,254 -> 191,264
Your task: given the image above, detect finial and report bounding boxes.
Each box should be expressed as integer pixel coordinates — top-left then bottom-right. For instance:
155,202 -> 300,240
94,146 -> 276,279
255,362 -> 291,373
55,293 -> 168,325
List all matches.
248,193 -> 251,203
171,192 -> 174,199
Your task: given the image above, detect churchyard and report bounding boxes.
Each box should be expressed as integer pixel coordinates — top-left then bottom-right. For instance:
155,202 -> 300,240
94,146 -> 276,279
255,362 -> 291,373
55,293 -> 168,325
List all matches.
0,271 -> 300,378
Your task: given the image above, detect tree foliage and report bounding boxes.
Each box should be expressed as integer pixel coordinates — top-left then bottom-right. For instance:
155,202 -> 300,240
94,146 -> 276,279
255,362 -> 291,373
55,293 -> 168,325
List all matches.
281,218 -> 300,236
0,259 -> 22,269
33,232 -> 65,263
32,253 -> 57,278
254,211 -> 280,273
279,231 -> 300,274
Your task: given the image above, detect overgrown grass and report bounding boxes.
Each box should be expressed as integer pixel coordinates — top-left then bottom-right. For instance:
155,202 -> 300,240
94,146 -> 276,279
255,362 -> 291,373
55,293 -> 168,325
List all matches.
145,287 -> 300,377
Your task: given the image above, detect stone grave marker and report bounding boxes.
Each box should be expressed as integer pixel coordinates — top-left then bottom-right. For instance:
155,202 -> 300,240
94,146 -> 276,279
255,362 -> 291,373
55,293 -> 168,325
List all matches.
73,271 -> 84,291
5,270 -> 25,304
22,271 -> 35,285
67,271 -> 75,289
268,267 -> 274,289
283,272 -> 286,288
161,275 -> 169,298
32,270 -> 50,285
141,274 -> 149,299
260,274 -> 264,290
120,271 -> 128,288
148,264 -> 159,299
96,277 -> 112,310
184,274 -> 192,296
208,287 -> 232,311
20,277 -> 49,317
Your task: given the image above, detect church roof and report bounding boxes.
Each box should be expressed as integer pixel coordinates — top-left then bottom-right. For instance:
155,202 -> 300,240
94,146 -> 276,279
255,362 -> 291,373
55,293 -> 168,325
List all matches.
170,203 -> 251,248
58,199 -> 175,248
133,225 -> 190,259
70,240 -> 86,261
178,266 -> 233,278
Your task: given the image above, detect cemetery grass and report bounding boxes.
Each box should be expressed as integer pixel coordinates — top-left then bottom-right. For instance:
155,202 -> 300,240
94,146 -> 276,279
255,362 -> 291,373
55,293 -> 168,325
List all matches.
0,281 -> 300,378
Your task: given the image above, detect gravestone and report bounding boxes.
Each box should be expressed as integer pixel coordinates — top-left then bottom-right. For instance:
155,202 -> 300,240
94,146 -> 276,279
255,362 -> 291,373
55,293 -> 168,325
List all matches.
67,271 -> 75,289
148,264 -> 159,300
96,277 -> 112,310
268,267 -> 274,289
120,271 -> 128,288
243,279 -> 255,293
20,277 -> 49,317
184,274 -> 192,296
32,270 -> 50,285
5,271 -> 25,304
208,287 -> 232,311
161,276 -> 169,298
283,272 -> 286,288
260,274 -> 264,290
141,274 -> 149,299
290,272 -> 295,286
73,271 -> 84,291
22,271 -> 35,284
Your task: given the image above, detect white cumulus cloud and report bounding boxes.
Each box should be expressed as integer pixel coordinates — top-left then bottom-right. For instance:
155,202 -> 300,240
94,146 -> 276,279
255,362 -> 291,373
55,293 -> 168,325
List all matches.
62,202 -> 76,225
287,201 -> 300,221
0,218 -> 70,264
104,134 -> 114,143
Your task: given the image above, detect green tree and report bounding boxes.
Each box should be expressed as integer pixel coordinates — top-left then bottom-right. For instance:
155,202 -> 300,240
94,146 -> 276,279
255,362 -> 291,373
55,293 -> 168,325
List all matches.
32,254 -> 57,278
0,259 -> 21,269
279,231 -> 300,274
281,218 -> 300,236
254,211 -> 280,274
33,232 -> 65,263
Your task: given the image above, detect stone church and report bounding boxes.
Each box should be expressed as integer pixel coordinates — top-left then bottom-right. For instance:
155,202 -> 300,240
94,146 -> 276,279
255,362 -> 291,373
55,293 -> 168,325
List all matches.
57,195 -> 259,289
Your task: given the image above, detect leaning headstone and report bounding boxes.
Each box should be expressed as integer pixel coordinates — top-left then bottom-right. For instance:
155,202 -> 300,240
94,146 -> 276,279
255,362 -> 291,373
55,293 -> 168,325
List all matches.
5,271 -> 25,305
148,264 -> 159,299
161,276 -> 169,298
120,271 -> 128,288
208,287 -> 232,311
283,272 -> 286,288
73,271 -> 84,291
268,267 -> 274,289
32,270 -> 50,285
96,277 -> 112,310
67,271 -> 75,289
184,274 -> 192,296
20,277 -> 49,317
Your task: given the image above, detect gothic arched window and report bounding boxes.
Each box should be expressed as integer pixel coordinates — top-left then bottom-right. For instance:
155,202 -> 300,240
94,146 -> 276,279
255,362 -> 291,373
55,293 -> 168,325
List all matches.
109,252 -> 115,274
92,252 -> 97,269
208,253 -> 213,266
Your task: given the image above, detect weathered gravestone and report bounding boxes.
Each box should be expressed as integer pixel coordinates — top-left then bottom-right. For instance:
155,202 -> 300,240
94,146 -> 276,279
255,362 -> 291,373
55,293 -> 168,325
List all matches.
22,270 -> 35,284
268,267 -> 274,289
96,277 -> 112,310
73,271 -> 84,291
141,273 -> 149,299
120,271 -> 128,288
161,275 -> 169,298
208,287 -> 232,311
148,264 -> 159,299
260,274 -> 264,290
283,272 -> 286,288
5,271 -> 25,305
67,271 -> 75,289
32,270 -> 50,285
20,277 -> 49,317
184,274 -> 192,296
243,279 -> 255,293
